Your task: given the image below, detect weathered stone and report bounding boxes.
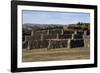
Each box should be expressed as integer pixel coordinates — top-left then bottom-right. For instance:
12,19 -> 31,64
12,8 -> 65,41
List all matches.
63,30 -> 74,35
23,25 -> 89,49
73,34 -> 83,39
77,31 -> 84,35
59,34 -> 72,39
70,39 -> 84,48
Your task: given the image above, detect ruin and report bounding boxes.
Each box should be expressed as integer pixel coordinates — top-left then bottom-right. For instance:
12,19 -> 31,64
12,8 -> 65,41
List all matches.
22,23 -> 90,49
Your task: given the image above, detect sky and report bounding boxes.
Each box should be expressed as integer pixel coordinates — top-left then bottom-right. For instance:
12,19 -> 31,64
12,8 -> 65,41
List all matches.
22,10 -> 90,25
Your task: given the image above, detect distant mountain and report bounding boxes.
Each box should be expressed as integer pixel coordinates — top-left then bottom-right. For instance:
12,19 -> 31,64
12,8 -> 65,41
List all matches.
22,23 -> 90,31
22,23 -> 63,31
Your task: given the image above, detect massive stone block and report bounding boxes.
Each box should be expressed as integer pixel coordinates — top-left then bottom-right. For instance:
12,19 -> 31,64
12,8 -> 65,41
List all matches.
72,34 -> 83,39
48,40 -> 68,48
47,34 -> 57,39
22,41 -> 28,49
77,31 -> 84,35
84,36 -> 90,48
22,36 -> 30,49
63,30 -> 74,35
70,39 -> 84,48
28,40 -> 49,49
59,34 -> 72,39
60,40 -> 68,48
49,29 -> 62,35
32,34 -> 41,40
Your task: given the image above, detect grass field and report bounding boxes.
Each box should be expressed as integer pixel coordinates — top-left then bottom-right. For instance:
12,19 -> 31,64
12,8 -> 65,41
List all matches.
22,47 -> 90,62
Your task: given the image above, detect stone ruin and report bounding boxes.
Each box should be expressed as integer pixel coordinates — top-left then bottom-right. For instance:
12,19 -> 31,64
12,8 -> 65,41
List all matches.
22,23 -> 90,49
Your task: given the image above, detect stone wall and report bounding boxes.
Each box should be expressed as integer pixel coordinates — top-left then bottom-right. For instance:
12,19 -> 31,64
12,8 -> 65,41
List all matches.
23,28 -> 90,49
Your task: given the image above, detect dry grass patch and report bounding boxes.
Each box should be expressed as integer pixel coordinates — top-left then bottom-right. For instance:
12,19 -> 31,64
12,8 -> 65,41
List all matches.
22,48 -> 90,62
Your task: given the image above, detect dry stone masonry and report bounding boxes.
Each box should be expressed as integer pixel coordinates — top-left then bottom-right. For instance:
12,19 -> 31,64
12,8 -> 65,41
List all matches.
22,23 -> 90,49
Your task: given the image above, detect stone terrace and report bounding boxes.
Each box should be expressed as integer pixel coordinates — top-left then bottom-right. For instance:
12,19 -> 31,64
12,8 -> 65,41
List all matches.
22,23 -> 90,49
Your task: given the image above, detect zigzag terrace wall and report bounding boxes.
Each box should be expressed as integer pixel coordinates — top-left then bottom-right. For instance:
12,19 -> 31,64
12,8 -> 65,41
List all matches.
22,23 -> 90,49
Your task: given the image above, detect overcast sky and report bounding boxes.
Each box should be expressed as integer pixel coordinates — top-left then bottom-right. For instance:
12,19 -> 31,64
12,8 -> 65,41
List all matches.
22,10 -> 90,25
